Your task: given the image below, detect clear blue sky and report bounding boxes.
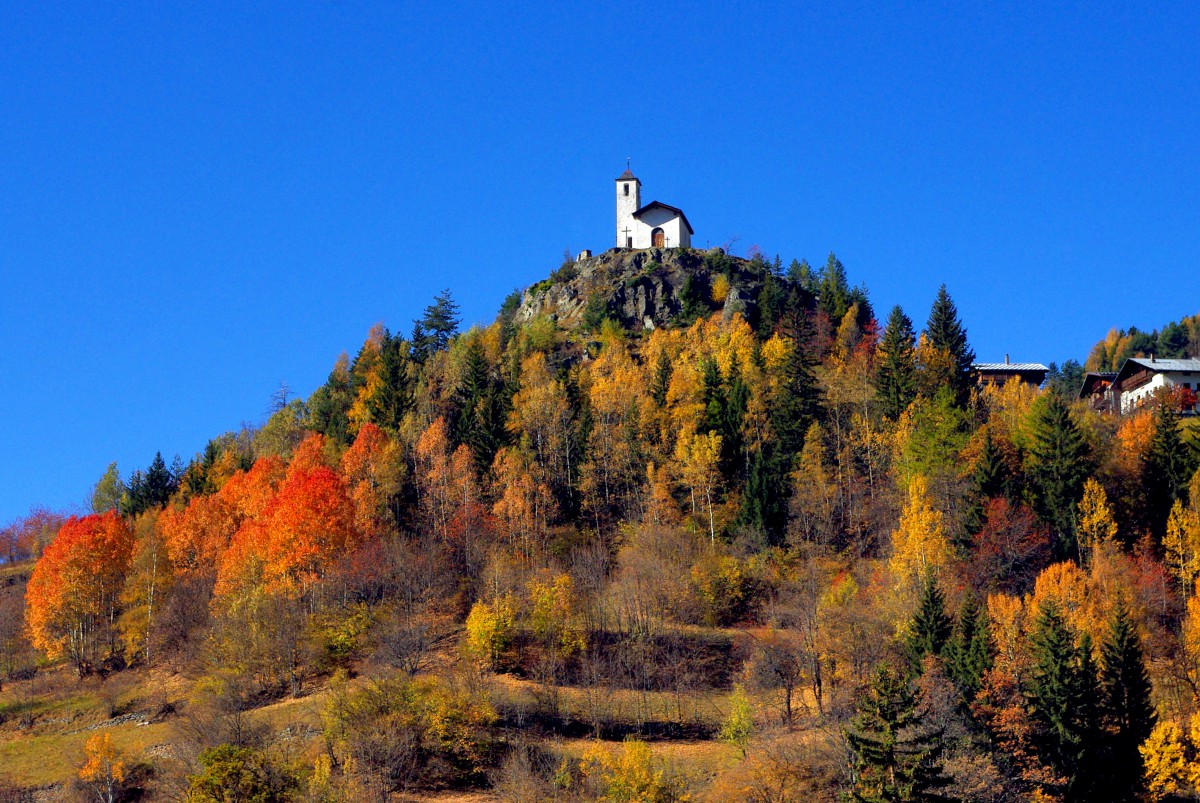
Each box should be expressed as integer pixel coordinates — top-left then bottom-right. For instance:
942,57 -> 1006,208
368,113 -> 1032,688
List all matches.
2,2 -> 1197,522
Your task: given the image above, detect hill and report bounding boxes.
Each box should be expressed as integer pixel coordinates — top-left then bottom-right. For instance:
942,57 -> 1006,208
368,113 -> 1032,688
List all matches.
2,247 -> 1200,801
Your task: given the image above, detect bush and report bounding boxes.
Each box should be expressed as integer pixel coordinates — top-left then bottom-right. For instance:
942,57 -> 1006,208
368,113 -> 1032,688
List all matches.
322,676 -> 497,793
186,743 -> 299,803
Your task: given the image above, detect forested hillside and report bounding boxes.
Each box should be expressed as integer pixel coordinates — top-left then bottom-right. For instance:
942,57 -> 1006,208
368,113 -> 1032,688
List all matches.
3,247 -> 1200,802
1087,313 -> 1200,372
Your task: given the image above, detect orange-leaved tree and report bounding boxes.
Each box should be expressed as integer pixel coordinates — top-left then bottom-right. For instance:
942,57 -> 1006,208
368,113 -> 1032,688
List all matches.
217,465 -> 356,598
25,511 -> 134,673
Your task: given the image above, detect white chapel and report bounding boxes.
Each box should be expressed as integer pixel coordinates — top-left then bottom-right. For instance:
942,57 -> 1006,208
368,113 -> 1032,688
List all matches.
615,166 -> 693,250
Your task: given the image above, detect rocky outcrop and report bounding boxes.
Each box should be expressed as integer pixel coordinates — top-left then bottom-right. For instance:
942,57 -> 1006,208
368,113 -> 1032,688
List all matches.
515,247 -> 766,332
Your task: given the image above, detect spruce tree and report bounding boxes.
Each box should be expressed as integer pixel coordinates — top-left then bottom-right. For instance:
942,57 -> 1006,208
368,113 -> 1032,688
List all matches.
1099,598 -> 1156,798
906,575 -> 953,672
411,289 -> 460,363
1027,600 -> 1100,798
962,429 -> 1009,538
1144,404 -> 1194,543
1026,390 -> 1092,560
772,308 -> 824,456
846,665 -> 952,802
650,348 -> 672,407
818,251 -> 851,324
1070,633 -> 1105,802
924,285 -> 976,407
876,305 -> 918,421
946,593 -> 993,697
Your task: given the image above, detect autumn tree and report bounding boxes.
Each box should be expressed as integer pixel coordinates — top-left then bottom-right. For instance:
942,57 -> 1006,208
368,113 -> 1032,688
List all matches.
889,476 -> 951,604
78,731 -> 127,803
676,431 -> 723,543
91,462 -> 124,514
26,512 -> 134,673
1076,478 -> 1118,564
1165,477 -> 1200,600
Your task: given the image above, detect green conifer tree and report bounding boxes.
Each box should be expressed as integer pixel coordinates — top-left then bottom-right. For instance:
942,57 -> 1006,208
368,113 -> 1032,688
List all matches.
1027,600 -> 1100,798
876,306 -> 918,421
1144,404 -> 1195,543
906,575 -> 953,672
1099,598 -> 1156,799
818,252 -> 851,324
924,285 -> 976,407
411,289 -> 460,363
1026,390 -> 1092,560
772,309 -> 824,456
650,348 -> 672,407
946,593 -> 993,698
846,665 -> 952,802
962,429 -> 1009,539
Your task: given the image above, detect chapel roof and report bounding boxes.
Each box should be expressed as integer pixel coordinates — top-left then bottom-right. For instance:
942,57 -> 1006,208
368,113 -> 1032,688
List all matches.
616,169 -> 639,181
632,201 -> 695,234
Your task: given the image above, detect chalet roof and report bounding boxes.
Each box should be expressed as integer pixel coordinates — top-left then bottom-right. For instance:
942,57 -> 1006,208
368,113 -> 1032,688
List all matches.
616,169 -> 640,182
632,200 -> 695,234
973,362 -> 1049,372
1079,372 -> 1117,399
1114,357 -> 1200,387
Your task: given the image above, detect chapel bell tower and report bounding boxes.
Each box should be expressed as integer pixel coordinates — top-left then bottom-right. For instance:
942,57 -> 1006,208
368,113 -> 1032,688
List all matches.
615,162 -> 641,249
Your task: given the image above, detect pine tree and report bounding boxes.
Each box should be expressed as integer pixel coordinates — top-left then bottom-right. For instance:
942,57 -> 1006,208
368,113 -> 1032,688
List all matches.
906,575 -> 953,672
453,339 -> 507,473
1070,633 -> 1105,802
650,348 -> 672,407
924,285 -> 976,407
411,289 -> 460,363
308,354 -> 353,444
1099,598 -> 1156,799
756,268 -> 787,337
846,665 -> 952,802
366,330 -> 413,433
818,252 -> 851,324
1144,404 -> 1194,543
876,306 -> 918,421
1027,600 -> 1100,798
1026,390 -> 1092,561
962,429 -> 1009,538
738,444 -> 788,545
143,452 -> 176,509
946,593 -> 993,697
772,309 -> 824,456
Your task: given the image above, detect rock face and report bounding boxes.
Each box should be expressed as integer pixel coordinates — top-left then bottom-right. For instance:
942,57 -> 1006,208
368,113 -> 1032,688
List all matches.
515,247 -> 766,332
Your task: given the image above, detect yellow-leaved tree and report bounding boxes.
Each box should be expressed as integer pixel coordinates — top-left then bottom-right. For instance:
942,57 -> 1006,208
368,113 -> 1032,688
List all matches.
1077,478 -> 1118,564
79,731 -> 126,803
675,431 -> 723,544
1165,472 -> 1200,601
889,475 -> 950,604
1141,721 -> 1187,802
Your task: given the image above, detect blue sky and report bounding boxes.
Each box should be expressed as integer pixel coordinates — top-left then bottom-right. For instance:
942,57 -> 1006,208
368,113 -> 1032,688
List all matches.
1,2 -> 1197,521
